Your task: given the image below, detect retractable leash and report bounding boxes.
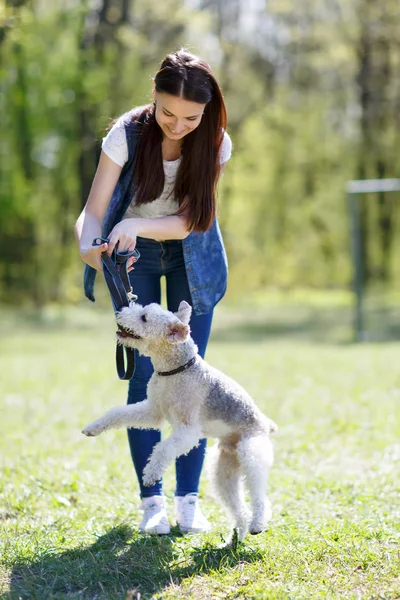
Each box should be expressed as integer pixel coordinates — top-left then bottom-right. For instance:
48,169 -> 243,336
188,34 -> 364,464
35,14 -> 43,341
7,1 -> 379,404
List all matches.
92,237 -> 140,380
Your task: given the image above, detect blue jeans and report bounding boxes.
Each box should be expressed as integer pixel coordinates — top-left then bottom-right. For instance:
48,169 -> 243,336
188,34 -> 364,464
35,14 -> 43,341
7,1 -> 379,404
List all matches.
127,237 -> 213,498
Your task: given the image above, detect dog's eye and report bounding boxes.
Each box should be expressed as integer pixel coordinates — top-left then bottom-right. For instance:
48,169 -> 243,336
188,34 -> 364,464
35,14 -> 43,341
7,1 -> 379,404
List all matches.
141,314 -> 147,323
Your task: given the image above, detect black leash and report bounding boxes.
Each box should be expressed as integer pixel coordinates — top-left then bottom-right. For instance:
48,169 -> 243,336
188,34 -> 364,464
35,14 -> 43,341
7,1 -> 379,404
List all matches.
92,237 -> 140,380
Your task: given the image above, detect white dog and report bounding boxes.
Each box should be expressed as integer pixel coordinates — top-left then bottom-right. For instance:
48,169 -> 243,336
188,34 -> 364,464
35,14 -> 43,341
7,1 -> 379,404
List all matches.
83,301 -> 277,541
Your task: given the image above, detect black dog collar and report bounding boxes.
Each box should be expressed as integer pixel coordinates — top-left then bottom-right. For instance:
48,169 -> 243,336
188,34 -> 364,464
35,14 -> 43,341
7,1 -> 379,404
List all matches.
157,356 -> 197,377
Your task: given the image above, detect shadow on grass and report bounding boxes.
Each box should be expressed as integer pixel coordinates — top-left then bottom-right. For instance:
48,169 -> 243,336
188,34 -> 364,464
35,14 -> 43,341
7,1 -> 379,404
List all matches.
6,524 -> 264,600
211,304 -> 400,345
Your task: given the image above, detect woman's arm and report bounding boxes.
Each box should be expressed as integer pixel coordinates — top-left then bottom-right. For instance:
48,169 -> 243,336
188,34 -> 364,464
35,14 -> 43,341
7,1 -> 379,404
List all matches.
106,215 -> 190,255
75,150 -> 191,268
107,158 -> 230,255
74,152 -> 123,271
135,216 -> 190,240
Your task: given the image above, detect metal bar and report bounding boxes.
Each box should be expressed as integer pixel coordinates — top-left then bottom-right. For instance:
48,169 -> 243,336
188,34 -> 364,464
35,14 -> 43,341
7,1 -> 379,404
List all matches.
346,178 -> 399,341
346,179 -> 400,194
348,193 -> 365,341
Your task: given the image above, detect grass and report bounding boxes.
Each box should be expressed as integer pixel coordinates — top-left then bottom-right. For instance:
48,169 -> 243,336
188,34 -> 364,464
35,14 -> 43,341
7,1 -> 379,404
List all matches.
1,299 -> 400,599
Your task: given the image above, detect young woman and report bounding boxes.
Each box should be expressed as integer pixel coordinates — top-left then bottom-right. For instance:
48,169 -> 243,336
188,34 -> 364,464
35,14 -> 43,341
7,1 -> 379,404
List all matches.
75,48 -> 232,535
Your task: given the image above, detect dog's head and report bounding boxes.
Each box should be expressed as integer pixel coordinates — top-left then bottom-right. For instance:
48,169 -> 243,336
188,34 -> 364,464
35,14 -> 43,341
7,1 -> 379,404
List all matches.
115,300 -> 192,353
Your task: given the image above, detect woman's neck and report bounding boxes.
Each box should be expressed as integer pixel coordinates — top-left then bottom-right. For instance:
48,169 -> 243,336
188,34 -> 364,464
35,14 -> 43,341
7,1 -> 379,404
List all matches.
162,137 -> 182,161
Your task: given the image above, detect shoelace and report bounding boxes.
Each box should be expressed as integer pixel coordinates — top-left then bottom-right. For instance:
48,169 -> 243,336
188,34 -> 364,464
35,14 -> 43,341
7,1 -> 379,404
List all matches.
144,502 -> 161,514
143,502 -> 169,521
182,499 -> 204,523
140,502 -> 169,533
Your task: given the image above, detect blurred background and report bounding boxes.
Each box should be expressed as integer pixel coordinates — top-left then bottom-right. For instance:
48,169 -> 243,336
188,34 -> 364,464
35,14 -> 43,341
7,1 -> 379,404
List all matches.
1,0 -> 400,341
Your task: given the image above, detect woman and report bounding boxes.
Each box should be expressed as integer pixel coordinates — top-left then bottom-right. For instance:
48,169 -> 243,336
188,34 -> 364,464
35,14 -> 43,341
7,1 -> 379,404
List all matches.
75,48 -> 232,535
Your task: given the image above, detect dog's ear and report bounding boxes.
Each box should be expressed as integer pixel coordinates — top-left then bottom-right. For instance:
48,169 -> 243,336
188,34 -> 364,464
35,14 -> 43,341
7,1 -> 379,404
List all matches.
167,322 -> 190,343
174,301 -> 192,325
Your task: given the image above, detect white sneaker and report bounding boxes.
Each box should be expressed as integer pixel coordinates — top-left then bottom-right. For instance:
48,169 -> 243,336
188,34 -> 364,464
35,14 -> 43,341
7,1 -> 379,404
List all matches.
174,493 -> 211,534
139,495 -> 170,535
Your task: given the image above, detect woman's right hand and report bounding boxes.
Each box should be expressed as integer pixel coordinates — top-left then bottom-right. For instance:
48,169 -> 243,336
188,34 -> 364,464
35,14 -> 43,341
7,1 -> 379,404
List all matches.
80,242 -> 109,272
80,242 -> 137,273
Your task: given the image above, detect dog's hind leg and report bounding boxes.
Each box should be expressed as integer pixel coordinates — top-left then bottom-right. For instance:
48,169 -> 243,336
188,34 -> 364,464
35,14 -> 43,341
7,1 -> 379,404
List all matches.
236,435 -> 273,535
208,445 -> 250,542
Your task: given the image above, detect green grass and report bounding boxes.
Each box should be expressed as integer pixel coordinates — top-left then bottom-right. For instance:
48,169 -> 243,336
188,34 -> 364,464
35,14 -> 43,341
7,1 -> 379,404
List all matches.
1,301 -> 400,599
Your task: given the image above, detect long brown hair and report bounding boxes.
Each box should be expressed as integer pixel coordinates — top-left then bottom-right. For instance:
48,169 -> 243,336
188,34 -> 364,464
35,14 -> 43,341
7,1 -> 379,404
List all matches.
132,49 -> 228,232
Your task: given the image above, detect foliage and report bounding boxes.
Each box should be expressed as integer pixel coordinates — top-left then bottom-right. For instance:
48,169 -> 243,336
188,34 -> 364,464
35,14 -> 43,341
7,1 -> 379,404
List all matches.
1,0 -> 400,305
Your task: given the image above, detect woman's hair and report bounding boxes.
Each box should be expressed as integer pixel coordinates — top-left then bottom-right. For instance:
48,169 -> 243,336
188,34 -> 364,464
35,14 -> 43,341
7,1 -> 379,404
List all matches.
132,48 -> 228,232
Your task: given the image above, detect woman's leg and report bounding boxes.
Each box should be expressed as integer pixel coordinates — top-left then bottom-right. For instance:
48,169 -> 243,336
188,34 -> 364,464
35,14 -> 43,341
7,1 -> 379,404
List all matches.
173,311 -> 213,496
127,239 -> 163,498
163,241 -> 213,497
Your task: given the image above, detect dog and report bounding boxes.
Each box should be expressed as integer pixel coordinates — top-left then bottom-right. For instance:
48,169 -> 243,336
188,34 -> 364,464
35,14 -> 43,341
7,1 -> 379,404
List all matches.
82,300 -> 277,542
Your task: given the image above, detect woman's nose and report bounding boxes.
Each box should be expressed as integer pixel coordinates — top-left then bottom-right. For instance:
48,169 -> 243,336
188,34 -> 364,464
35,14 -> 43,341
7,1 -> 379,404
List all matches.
172,119 -> 185,132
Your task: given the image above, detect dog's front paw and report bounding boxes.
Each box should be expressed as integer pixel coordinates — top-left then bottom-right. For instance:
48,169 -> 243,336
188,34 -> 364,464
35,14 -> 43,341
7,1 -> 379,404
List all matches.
82,420 -> 105,437
142,464 -> 162,487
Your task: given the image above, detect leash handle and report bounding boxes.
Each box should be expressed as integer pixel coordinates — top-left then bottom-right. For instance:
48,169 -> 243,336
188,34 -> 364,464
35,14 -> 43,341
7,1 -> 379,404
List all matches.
92,237 -> 140,306
116,343 -> 136,381
92,237 -> 140,380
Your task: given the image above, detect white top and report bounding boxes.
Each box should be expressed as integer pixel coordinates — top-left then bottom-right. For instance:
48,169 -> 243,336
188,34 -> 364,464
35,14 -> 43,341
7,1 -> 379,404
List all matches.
102,116 -> 232,219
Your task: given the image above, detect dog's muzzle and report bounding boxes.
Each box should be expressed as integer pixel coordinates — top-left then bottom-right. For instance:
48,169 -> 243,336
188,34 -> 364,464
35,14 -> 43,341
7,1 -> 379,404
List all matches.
116,324 -> 142,340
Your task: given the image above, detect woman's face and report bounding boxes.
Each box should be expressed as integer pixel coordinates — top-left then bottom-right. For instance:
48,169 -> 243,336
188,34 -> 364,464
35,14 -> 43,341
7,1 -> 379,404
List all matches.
154,91 -> 206,142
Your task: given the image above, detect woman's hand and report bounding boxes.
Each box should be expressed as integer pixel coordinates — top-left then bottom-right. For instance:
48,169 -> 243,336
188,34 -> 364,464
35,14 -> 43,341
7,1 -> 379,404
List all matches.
80,240 -> 137,273
107,219 -> 138,255
80,242 -> 108,272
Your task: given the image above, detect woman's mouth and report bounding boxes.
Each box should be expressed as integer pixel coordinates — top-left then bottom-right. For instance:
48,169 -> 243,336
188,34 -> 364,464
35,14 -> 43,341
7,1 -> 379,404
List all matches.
168,126 -> 186,136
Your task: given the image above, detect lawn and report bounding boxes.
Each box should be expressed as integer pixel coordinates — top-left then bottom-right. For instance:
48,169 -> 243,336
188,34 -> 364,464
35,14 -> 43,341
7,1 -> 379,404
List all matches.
1,300 -> 400,599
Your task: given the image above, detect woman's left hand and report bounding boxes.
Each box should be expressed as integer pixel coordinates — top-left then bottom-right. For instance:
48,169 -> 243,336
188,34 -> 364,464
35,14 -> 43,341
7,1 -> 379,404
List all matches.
107,218 -> 138,255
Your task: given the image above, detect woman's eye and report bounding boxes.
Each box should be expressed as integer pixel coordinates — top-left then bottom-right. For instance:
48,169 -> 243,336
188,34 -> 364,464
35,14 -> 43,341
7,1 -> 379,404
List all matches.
141,314 -> 147,323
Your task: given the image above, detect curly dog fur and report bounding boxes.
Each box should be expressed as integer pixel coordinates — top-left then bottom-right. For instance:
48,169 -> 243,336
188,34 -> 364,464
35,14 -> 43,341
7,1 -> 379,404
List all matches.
82,301 -> 277,542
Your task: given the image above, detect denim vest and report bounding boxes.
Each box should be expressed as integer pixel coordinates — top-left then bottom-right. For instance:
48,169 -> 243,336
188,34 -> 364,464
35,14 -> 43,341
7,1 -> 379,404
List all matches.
83,108 -> 228,315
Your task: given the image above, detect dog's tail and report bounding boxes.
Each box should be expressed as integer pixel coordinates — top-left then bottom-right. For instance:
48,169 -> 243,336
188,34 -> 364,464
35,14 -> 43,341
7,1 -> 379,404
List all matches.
268,419 -> 278,434
261,414 -> 278,435
205,442 -> 242,507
